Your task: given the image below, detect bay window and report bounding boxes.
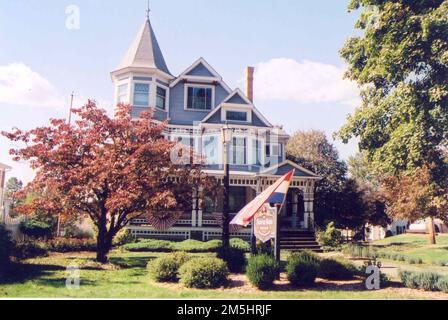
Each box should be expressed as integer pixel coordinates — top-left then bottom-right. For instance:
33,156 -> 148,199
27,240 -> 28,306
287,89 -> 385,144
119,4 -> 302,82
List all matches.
133,83 -> 150,106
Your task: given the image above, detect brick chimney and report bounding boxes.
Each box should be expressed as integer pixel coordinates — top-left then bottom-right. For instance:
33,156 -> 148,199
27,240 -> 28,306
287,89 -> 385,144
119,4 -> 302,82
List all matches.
245,66 -> 254,103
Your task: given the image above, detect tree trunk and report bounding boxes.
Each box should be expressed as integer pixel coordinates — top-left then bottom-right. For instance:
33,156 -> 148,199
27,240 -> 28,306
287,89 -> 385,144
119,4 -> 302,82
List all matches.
96,218 -> 112,263
428,216 -> 436,245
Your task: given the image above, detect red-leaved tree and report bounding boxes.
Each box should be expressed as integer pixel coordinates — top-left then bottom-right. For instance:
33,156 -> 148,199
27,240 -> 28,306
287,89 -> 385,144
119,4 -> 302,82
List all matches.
3,102 -> 208,262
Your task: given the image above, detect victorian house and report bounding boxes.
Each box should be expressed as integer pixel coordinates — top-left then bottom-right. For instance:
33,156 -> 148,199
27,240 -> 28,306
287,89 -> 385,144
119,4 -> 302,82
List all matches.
111,14 -> 320,244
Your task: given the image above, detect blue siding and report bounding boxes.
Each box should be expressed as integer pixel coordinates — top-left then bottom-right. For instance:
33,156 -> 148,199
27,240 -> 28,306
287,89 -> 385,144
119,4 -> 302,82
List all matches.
186,63 -> 215,77
133,76 -> 152,81
131,106 -> 168,121
168,82 -> 229,125
227,93 -> 248,105
252,111 -> 269,127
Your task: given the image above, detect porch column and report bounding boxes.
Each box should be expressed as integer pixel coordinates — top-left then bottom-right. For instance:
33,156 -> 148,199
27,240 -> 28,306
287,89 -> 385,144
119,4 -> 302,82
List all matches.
303,183 -> 315,230
197,187 -> 203,227
291,190 -> 298,229
191,189 -> 198,227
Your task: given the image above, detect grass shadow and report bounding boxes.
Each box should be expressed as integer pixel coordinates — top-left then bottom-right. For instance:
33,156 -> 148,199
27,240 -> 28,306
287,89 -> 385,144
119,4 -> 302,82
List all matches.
0,262 -> 66,285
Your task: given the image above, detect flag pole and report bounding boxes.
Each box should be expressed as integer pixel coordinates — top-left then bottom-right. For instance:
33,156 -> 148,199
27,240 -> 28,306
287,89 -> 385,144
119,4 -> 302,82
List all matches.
274,169 -> 295,277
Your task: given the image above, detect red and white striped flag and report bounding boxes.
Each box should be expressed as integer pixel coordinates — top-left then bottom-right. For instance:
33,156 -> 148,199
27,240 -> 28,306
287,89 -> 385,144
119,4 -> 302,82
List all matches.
230,170 -> 295,227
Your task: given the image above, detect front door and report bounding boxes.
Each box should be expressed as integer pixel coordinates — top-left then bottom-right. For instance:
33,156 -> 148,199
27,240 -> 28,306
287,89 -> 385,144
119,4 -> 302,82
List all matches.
281,189 -> 304,229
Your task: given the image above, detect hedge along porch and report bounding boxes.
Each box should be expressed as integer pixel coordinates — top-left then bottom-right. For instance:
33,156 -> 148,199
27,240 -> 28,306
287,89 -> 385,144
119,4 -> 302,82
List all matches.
127,160 -> 320,242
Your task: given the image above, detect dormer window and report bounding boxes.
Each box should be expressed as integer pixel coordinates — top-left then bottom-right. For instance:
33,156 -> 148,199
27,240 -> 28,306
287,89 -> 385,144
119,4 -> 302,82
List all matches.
185,85 -> 214,110
133,83 -> 150,106
226,111 -> 248,122
156,86 -> 167,110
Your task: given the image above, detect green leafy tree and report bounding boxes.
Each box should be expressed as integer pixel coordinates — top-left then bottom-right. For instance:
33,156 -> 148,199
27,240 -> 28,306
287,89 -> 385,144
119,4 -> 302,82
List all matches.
337,0 -> 448,243
5,177 -> 23,216
287,130 -> 382,232
338,0 -> 448,176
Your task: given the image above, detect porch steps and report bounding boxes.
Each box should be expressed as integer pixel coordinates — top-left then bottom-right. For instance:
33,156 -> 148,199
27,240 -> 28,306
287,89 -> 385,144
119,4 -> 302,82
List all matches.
280,230 -> 323,253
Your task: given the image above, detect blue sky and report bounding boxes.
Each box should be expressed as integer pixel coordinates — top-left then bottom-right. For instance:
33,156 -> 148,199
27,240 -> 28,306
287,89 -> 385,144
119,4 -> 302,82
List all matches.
0,0 -> 360,183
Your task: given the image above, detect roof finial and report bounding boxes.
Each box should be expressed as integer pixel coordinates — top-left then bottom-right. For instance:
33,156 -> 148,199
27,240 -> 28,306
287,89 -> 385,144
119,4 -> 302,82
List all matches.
146,0 -> 151,20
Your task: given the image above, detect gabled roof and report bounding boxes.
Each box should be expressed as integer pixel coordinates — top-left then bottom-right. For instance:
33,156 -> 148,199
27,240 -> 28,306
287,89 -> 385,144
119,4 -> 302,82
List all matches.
118,17 -> 171,76
201,89 -> 273,127
170,57 -> 232,92
222,89 -> 252,105
260,160 -> 321,179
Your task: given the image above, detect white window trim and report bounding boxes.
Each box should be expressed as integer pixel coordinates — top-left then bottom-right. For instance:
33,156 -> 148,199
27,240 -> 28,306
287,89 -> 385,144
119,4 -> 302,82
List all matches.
222,109 -> 251,123
155,83 -> 170,112
202,134 -> 219,165
250,138 -> 265,166
184,84 -> 215,112
115,78 -> 131,106
132,80 -> 151,107
229,135 -> 248,166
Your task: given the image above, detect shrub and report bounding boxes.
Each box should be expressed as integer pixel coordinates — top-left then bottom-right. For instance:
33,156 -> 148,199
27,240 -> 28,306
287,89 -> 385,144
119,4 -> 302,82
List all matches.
399,270 -> 441,291
0,224 -> 14,269
19,219 -> 52,239
256,240 -> 274,255
230,238 -> 251,252
286,251 -> 320,287
343,243 -> 375,259
318,258 -> 358,280
385,230 -> 394,238
179,257 -> 229,289
406,257 -> 423,265
13,241 -> 48,259
174,239 -> 221,252
416,272 -> 441,291
44,238 -> 97,252
147,252 -> 191,282
217,246 -> 247,273
123,239 -> 174,252
436,277 -> 448,293
246,254 -> 279,290
113,228 -> 135,246
316,222 -> 344,252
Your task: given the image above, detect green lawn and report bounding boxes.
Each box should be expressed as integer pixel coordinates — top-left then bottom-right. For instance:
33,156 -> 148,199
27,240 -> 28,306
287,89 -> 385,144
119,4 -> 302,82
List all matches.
372,234 -> 448,267
0,250 -> 444,299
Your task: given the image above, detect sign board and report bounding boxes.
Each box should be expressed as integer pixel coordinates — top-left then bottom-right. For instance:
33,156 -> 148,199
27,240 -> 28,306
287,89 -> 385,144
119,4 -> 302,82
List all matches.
254,203 -> 277,243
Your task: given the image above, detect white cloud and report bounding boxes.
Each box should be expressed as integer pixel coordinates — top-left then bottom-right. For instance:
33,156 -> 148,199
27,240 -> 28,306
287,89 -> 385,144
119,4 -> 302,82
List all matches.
253,58 -> 360,107
0,63 -> 64,108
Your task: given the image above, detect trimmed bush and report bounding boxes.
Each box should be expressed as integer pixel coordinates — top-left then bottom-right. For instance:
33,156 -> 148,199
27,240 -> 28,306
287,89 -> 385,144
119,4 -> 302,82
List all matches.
147,252 -> 191,282
174,239 -> 221,252
43,238 -> 97,253
113,228 -> 135,246
399,270 -> 441,291
343,243 -> 375,259
13,241 -> 48,259
179,257 -> 229,289
0,224 -> 14,269
316,222 -> 344,252
123,239 -> 174,252
286,251 -> 320,287
123,239 -> 225,253
230,238 -> 251,252
436,277 -> 448,293
19,219 -> 52,239
246,254 -> 279,290
217,246 -> 247,273
318,258 -> 358,280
